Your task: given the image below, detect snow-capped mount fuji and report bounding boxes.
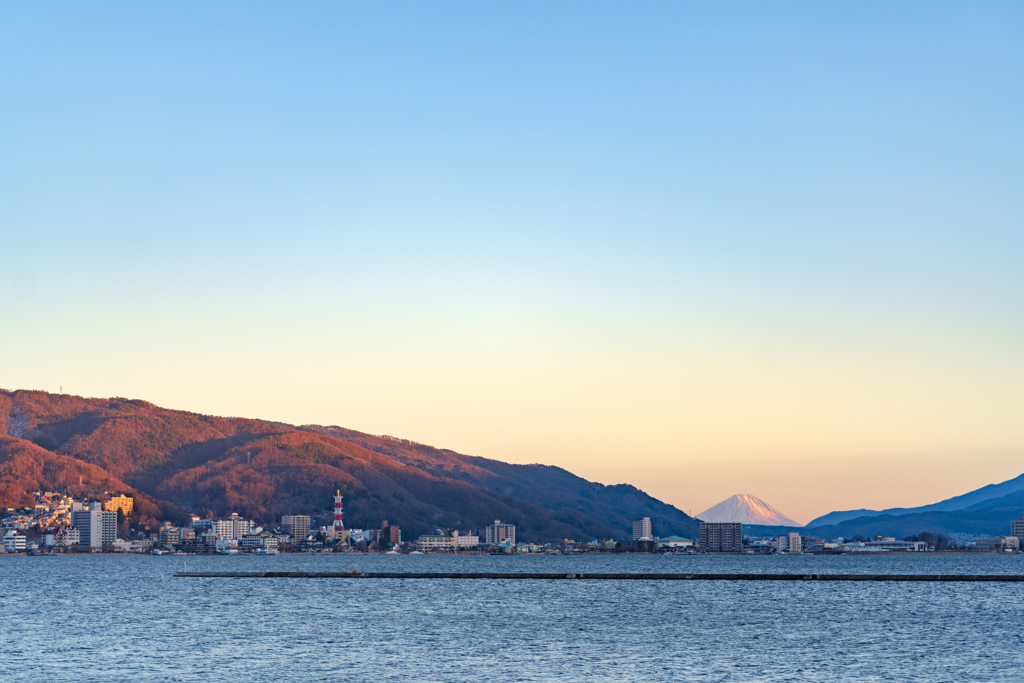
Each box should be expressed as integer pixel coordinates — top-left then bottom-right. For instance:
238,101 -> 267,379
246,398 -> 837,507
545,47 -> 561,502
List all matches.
697,494 -> 800,527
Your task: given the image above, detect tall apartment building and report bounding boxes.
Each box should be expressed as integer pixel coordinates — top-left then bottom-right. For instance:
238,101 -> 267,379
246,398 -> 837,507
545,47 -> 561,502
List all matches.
699,522 -> 743,553
632,517 -> 653,541
1011,515 -> 1024,543
282,515 -> 311,541
380,520 -> 401,546
72,503 -> 117,548
486,520 -> 516,545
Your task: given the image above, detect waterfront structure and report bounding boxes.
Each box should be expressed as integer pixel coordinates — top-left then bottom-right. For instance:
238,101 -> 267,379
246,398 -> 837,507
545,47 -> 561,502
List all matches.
845,539 -> 928,552
699,522 -> 743,553
332,490 -> 345,538
103,495 -> 134,517
1011,515 -> 1024,544
632,517 -> 653,541
975,536 -> 1020,552
3,530 -> 26,552
282,515 -> 311,541
485,520 -> 516,545
72,503 -> 117,548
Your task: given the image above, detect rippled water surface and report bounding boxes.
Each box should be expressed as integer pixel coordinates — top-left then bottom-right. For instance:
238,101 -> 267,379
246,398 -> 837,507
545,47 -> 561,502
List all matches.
3,553 -> 1024,682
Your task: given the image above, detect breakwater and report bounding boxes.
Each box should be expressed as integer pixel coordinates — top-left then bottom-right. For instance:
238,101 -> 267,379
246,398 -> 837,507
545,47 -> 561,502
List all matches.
173,571 -> 1024,581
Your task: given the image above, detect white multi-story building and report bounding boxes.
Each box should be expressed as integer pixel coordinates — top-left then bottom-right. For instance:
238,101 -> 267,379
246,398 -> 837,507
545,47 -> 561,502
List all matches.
456,533 -> 479,549
72,503 -> 117,548
776,532 -> 802,553
975,536 -> 1019,552
211,513 -> 252,540
3,530 -> 26,552
42,526 -> 80,547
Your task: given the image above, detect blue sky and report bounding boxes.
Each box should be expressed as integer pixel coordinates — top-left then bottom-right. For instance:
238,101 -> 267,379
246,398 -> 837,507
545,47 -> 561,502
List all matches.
2,3 -> 1022,520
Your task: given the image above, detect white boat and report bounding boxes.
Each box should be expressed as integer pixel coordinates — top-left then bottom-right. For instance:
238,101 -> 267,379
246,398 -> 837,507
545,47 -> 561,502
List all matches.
256,548 -> 279,555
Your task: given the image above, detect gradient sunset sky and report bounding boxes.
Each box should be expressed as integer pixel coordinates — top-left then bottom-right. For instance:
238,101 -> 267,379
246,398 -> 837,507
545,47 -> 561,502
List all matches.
2,3 -> 1022,524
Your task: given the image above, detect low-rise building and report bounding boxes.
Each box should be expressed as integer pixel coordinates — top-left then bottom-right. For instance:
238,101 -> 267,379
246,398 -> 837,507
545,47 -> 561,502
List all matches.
975,536 -> 1020,552
845,539 -> 927,552
658,535 -> 694,548
418,531 -> 457,551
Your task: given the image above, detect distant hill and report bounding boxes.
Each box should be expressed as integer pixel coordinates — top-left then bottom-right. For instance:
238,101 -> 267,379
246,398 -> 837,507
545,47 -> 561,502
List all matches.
804,472 -> 1024,528
746,485 -> 1024,541
0,389 -> 699,542
697,494 -> 799,526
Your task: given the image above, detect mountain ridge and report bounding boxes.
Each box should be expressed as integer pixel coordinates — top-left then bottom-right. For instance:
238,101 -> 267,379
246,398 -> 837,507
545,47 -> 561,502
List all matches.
0,388 -> 699,542
805,472 -> 1024,528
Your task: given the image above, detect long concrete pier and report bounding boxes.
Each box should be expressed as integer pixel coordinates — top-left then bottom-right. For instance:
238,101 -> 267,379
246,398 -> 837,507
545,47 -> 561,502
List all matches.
172,571 -> 1024,582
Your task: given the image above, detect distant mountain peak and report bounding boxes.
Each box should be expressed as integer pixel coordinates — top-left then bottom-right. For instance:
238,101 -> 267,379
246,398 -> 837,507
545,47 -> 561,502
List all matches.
697,494 -> 800,527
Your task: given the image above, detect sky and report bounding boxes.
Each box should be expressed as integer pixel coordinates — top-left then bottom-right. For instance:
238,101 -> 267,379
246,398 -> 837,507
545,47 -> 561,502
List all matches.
1,2 -> 1022,524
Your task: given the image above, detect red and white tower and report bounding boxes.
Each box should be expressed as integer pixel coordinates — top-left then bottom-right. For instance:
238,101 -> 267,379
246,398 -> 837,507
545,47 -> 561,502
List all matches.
333,489 -> 345,536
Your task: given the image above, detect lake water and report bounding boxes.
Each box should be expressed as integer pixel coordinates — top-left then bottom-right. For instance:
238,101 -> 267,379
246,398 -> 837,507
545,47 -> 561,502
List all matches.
3,553 -> 1024,682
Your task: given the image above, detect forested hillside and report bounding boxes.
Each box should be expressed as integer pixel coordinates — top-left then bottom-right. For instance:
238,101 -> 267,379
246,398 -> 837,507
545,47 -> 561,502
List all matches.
0,389 -> 698,541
